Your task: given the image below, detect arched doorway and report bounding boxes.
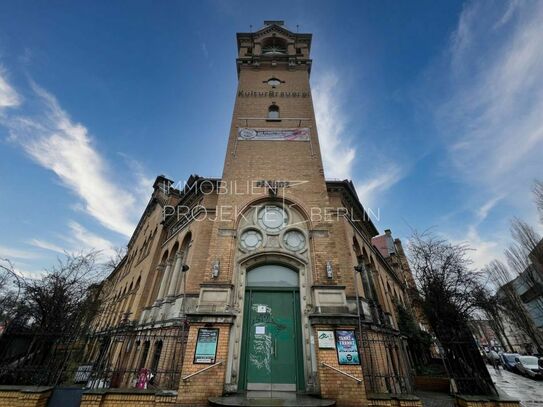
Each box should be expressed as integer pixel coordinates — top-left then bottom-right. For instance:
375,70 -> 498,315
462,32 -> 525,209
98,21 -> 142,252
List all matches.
238,264 -> 305,392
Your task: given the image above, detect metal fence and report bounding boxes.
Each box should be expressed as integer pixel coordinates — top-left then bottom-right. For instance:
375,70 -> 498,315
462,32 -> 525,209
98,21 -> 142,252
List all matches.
0,321 -> 188,391
358,326 -> 415,394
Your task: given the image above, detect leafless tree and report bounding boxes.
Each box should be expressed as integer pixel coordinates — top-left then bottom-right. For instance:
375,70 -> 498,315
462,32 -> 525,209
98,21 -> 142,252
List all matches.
485,260 -> 543,353
102,246 -> 127,275
408,231 -> 496,396
533,179 -> 543,223
0,259 -> 23,328
472,285 -> 513,352
0,251 -> 107,385
505,218 -> 543,313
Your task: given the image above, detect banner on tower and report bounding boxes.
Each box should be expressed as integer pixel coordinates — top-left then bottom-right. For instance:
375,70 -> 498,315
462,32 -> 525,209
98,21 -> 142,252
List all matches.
238,127 -> 310,141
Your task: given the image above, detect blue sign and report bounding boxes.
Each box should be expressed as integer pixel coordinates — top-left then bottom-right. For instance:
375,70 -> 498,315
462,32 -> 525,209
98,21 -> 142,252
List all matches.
335,330 -> 360,365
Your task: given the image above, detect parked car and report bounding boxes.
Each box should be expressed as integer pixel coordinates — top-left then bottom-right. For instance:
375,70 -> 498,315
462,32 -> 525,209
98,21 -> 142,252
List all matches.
515,355 -> 542,379
500,353 -> 520,372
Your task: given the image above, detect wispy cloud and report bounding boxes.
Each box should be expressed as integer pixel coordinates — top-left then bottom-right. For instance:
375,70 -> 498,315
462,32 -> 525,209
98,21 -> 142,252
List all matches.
28,239 -> 66,255
0,72 -> 152,238
425,1 -> 543,268
67,221 -> 116,259
475,194 -> 504,224
355,165 -> 402,209
0,244 -> 39,260
434,1 -> 543,201
313,71 -> 356,180
0,66 -> 21,109
313,70 -> 404,210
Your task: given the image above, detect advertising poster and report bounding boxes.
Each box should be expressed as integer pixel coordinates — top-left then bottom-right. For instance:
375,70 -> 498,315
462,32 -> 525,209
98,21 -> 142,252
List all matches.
335,330 -> 360,365
194,328 -> 219,364
238,127 -> 310,141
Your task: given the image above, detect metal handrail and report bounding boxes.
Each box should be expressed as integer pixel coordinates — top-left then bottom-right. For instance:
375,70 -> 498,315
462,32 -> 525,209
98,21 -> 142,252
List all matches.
321,362 -> 362,384
182,361 -> 223,382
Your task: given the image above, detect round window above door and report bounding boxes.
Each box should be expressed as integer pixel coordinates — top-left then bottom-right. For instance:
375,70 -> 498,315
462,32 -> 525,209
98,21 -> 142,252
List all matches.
283,229 -> 306,252
257,206 -> 288,234
240,229 -> 263,251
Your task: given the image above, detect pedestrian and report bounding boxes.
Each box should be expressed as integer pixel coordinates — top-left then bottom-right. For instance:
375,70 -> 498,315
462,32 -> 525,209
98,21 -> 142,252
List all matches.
489,348 -> 500,371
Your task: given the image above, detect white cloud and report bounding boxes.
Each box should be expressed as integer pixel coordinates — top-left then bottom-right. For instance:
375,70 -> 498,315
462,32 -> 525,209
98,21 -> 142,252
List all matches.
28,239 -> 66,255
355,165 -> 402,209
0,77 -> 151,238
0,244 -> 39,260
475,194 -> 504,224
313,72 -> 356,180
422,1 -> 543,267
67,221 -> 116,260
0,67 -> 21,109
464,226 -> 501,271
436,1 -> 543,200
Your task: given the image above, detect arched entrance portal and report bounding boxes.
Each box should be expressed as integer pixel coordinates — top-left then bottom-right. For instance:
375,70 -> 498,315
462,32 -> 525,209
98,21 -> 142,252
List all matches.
238,264 -> 305,392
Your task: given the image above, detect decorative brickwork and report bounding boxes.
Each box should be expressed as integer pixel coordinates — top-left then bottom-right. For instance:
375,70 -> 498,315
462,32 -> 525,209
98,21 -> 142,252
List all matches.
176,323 -> 231,406
0,386 -> 52,407
314,326 -> 367,407
79,389 -> 177,407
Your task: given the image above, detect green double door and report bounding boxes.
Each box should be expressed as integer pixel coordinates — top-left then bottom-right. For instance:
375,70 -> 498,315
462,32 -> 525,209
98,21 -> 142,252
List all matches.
239,288 -> 304,391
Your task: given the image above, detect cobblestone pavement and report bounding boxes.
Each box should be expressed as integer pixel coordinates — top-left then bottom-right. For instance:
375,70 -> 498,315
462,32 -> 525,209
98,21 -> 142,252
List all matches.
486,364 -> 543,407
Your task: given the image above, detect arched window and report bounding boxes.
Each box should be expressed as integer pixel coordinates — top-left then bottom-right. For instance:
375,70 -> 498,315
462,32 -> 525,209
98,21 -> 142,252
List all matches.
139,341 -> 150,370
247,264 -> 298,287
150,340 -> 163,373
268,104 -> 280,120
261,37 -> 287,55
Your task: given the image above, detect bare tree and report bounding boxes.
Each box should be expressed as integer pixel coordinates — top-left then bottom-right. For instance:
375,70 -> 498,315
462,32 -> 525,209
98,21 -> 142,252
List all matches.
534,179 -> 543,223
485,260 -> 543,353
408,231 -> 496,396
0,251 -> 106,385
102,247 -> 127,275
472,285 -> 513,352
0,259 -> 23,327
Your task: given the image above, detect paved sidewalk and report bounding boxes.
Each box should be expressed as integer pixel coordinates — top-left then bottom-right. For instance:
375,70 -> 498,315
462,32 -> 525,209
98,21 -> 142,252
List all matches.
486,364 -> 543,407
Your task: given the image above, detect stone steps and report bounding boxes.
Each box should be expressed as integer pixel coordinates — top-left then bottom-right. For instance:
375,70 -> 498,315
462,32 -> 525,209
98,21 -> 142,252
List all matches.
208,392 -> 336,406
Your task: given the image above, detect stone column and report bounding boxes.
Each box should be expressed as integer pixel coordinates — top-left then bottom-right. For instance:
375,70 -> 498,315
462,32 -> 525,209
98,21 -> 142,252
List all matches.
156,260 -> 173,302
166,252 -> 183,298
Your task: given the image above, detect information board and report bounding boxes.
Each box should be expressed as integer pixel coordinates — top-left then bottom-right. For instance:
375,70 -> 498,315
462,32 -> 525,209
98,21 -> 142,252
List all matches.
194,328 -> 219,364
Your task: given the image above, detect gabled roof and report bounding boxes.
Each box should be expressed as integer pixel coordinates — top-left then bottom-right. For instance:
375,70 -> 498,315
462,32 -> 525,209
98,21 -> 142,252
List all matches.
236,22 -> 312,51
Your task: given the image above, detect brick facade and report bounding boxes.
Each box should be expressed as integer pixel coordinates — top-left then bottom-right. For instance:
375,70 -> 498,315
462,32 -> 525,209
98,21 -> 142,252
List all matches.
83,21 -> 423,407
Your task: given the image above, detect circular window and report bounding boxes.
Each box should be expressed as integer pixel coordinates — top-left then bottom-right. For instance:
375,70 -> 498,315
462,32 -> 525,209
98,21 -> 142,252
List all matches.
257,206 -> 288,233
267,78 -> 282,87
283,230 -> 306,251
240,229 -> 263,251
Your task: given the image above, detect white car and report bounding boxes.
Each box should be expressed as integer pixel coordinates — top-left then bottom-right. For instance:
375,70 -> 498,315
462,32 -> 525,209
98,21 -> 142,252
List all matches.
515,355 -> 542,379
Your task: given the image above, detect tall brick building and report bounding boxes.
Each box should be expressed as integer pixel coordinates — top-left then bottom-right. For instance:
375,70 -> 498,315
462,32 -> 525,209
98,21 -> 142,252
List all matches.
89,21 -> 421,406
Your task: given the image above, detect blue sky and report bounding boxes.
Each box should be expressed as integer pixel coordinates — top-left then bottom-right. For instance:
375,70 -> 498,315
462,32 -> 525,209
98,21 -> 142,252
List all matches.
0,0 -> 542,277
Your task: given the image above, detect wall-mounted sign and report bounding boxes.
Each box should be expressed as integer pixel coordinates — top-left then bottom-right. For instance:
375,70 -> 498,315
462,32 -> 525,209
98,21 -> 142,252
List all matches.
335,330 -> 360,365
194,328 -> 219,364
238,90 -> 310,98
317,330 -> 335,349
238,127 -> 310,141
